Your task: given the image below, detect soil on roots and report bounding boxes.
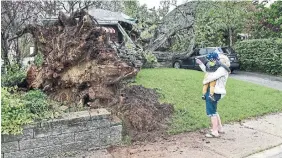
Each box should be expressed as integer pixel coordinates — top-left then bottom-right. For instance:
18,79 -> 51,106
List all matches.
112,85 -> 174,142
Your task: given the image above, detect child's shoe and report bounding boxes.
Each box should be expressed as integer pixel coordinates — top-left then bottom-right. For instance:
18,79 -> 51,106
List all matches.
202,95 -> 206,100
209,95 -> 215,101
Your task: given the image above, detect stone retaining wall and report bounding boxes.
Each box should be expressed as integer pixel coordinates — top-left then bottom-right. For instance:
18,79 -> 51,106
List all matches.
1,108 -> 122,158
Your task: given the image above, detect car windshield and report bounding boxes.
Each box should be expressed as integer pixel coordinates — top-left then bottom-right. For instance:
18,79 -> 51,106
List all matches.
199,48 -> 207,55
206,48 -> 214,54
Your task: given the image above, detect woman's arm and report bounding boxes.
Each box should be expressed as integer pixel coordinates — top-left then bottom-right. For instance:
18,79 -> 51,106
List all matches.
218,61 -> 231,73
203,67 -> 228,84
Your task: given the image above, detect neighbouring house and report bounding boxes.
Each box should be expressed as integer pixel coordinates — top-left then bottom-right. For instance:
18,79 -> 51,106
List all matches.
1,58 -> 5,74
21,47 -> 35,68
87,9 -> 143,67
88,8 -> 140,47
237,33 -> 251,40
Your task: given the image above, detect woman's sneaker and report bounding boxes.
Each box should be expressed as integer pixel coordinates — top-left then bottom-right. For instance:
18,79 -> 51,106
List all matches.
202,95 -> 206,100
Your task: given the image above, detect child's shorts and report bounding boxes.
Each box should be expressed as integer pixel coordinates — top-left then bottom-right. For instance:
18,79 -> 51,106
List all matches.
205,88 -> 221,117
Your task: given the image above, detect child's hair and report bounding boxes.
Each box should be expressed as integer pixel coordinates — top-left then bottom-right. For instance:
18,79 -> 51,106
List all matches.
206,52 -> 219,61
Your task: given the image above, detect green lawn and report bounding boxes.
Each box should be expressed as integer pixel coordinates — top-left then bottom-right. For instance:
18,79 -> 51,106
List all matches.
135,68 -> 282,134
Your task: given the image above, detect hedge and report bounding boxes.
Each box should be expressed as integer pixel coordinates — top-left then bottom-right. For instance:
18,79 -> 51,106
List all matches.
235,39 -> 282,75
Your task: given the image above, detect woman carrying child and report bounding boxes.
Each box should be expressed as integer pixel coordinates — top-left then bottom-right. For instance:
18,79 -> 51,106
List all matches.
196,52 -> 231,138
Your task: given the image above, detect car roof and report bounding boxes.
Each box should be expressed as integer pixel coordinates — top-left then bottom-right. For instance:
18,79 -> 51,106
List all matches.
196,46 -> 230,50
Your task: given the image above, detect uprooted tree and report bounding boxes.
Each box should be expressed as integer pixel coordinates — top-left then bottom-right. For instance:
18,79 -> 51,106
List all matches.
10,10 -> 173,141
10,10 -> 139,106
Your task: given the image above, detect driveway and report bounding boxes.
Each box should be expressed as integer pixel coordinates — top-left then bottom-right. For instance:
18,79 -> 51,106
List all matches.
230,71 -> 282,91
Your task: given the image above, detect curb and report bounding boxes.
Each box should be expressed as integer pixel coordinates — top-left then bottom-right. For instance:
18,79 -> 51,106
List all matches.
246,144 -> 282,158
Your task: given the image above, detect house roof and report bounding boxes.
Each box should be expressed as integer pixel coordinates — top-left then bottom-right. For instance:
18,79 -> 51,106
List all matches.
88,9 -> 136,25
40,9 -> 137,26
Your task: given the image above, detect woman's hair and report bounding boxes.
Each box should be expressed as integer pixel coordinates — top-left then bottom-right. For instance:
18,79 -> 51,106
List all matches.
219,54 -> 230,67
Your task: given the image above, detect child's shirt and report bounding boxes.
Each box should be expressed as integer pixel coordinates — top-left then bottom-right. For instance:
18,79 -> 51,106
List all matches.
198,54 -> 231,98
205,60 -> 230,73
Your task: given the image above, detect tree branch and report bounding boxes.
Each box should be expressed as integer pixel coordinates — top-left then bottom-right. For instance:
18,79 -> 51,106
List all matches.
8,25 -> 36,42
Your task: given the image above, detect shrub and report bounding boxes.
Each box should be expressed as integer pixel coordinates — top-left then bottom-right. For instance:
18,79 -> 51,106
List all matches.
1,87 -> 62,135
142,51 -> 158,68
23,90 -> 50,119
1,64 -> 26,87
34,52 -> 44,67
1,87 -> 33,134
234,39 -> 282,75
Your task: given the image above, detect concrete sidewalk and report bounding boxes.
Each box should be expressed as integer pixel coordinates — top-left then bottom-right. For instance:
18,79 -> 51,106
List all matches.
109,113 -> 282,158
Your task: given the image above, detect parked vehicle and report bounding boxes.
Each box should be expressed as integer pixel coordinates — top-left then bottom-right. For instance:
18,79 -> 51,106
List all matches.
172,47 -> 240,72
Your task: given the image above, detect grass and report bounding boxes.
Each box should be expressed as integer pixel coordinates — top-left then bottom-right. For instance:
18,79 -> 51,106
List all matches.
135,68 -> 282,134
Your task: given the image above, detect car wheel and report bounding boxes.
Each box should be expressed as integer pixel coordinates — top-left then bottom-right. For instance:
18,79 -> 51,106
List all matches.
174,61 -> 181,69
231,69 -> 235,74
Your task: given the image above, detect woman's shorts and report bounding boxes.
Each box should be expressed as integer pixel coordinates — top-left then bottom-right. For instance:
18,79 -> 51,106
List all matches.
205,88 -> 221,117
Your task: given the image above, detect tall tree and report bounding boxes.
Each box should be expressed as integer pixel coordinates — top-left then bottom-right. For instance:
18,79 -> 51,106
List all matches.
123,0 -> 159,42
56,1 -> 124,14
158,0 -> 177,20
195,1 -> 252,47
1,1 -> 41,66
253,1 -> 282,38
123,0 -> 139,18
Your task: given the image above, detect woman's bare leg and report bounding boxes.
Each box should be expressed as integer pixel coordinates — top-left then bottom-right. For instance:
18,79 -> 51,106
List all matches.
217,114 -> 223,132
211,116 -> 219,135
